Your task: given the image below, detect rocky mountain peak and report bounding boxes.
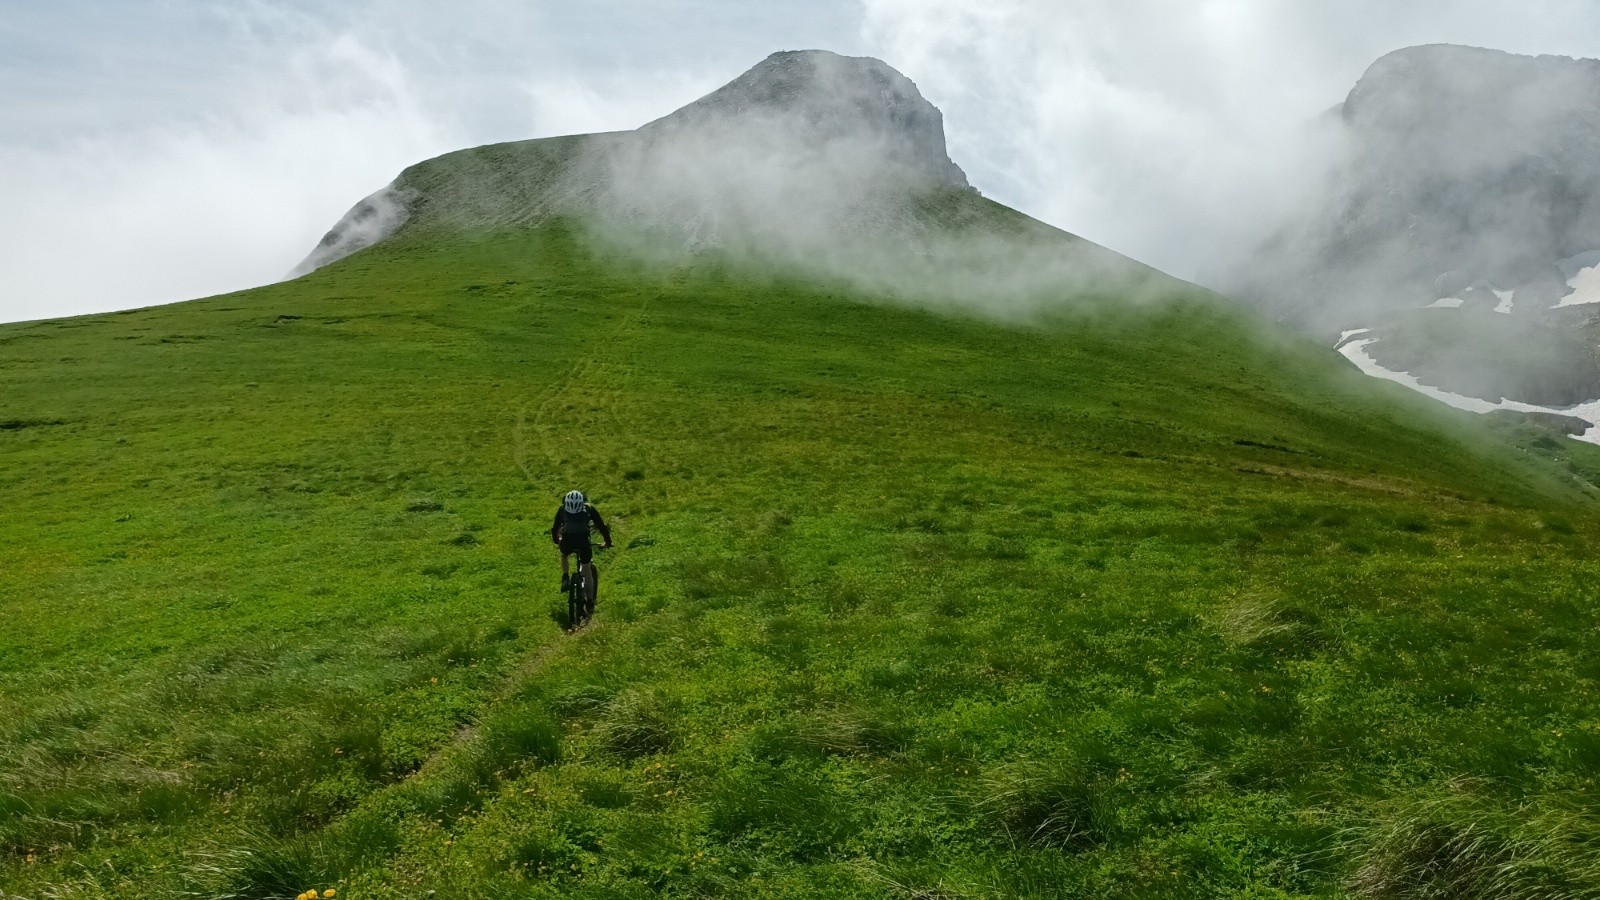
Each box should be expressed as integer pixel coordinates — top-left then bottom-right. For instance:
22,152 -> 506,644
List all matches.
642,50 -> 969,188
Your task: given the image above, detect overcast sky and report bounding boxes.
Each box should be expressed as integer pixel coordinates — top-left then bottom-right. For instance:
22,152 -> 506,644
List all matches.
4,0 -> 1600,322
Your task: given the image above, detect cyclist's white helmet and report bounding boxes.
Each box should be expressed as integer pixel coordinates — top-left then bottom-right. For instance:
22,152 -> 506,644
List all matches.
564,490 -> 586,513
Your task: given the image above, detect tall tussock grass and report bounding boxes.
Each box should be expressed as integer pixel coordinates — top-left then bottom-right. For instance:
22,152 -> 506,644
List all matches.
185,813 -> 398,899
973,755 -> 1113,852
1346,792 -> 1600,900
597,690 -> 678,758
746,706 -> 909,761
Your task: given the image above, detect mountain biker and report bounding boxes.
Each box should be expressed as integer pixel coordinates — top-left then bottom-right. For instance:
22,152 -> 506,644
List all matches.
553,490 -> 612,593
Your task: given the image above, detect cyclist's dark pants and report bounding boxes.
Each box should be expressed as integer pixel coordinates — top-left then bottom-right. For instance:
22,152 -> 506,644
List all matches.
560,534 -> 594,564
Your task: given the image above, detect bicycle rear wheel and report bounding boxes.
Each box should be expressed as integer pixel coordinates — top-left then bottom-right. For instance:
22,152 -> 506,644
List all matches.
568,580 -> 584,630
584,564 -> 599,622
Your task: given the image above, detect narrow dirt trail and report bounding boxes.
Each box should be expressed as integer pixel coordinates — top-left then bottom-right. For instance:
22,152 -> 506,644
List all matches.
407,287 -> 659,782
513,289 -> 654,485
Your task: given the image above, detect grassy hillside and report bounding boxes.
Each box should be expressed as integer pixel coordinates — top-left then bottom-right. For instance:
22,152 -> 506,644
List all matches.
6,221 -> 1600,899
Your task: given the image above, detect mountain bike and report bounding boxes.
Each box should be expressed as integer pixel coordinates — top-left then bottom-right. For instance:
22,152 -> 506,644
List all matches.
567,550 -> 601,630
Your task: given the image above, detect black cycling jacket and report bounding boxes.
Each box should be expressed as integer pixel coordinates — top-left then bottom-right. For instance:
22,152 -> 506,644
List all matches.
552,505 -> 611,545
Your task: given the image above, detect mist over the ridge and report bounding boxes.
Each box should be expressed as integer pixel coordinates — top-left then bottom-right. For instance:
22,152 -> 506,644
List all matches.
576,129 -> 1167,321
7,0 -> 1600,323
573,57 -> 1178,316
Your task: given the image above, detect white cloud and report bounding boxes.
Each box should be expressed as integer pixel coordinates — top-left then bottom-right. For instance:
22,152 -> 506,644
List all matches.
0,106 -> 454,321
0,13 -> 462,322
525,71 -> 726,139
0,0 -> 857,323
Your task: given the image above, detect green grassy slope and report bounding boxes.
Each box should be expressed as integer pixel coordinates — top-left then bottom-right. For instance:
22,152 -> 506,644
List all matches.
6,222 -> 1600,899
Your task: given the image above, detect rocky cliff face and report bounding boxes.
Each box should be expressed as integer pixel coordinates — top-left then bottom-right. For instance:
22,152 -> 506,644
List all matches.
1233,44 -> 1600,330
292,50 -> 969,276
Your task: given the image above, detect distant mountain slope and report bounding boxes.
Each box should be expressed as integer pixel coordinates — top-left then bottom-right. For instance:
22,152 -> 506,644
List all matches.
294,50 -> 1180,316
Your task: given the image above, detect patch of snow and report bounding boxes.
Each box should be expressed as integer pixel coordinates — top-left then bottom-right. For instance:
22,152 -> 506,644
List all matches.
1337,336 -> 1600,445
1337,328 -> 1371,346
1424,288 -> 1512,312
1554,264 -> 1600,308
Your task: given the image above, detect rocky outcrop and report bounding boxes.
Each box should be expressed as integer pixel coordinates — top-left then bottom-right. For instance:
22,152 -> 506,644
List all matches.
289,183 -> 412,277
1485,408 -> 1590,436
